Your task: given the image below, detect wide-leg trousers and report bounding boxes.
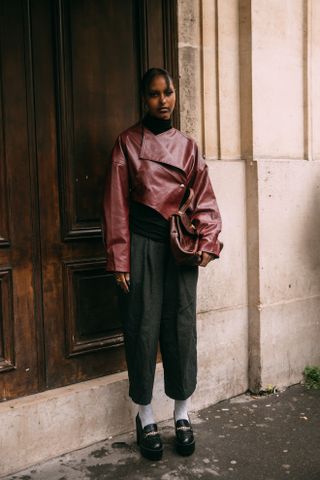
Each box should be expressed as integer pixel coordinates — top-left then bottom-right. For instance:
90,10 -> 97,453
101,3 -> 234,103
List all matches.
118,232 -> 199,405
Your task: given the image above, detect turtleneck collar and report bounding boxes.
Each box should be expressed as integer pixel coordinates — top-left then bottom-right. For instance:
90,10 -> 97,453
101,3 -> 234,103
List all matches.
142,113 -> 173,135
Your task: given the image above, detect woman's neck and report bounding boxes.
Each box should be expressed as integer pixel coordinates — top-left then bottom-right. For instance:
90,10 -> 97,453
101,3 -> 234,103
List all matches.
142,113 -> 172,135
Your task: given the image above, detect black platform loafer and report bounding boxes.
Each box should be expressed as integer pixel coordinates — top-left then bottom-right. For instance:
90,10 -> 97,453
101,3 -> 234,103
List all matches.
136,414 -> 163,461
174,416 -> 195,456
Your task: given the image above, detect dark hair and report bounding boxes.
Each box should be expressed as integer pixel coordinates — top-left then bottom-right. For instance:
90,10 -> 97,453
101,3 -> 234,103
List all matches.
140,67 -> 174,95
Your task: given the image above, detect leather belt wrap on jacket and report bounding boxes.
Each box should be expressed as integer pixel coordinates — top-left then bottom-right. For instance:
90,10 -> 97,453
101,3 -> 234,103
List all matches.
102,122 -> 222,272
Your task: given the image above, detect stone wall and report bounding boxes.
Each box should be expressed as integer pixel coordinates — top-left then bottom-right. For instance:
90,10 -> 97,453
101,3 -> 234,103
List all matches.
177,0 -> 320,396
178,0 -> 249,408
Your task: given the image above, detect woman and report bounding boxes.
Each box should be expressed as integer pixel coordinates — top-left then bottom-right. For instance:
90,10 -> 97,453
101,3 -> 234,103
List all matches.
102,68 -> 222,461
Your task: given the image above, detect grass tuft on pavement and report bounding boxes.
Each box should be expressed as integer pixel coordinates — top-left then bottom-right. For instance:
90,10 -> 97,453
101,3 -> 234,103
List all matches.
303,365 -> 320,390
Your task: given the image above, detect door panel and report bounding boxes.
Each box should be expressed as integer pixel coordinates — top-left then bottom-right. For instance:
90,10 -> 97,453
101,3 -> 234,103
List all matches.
0,269 -> 14,373
56,0 -> 140,240
62,259 -> 123,357
33,0 -> 140,388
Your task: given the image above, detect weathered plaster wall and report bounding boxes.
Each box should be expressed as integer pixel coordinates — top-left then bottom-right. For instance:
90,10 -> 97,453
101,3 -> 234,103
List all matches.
178,0 -> 320,394
178,0 -> 249,404
251,0 -> 320,387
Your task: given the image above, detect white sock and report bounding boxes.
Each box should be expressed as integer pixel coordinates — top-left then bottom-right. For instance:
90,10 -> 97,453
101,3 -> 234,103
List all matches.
174,399 -> 189,421
138,403 -> 155,428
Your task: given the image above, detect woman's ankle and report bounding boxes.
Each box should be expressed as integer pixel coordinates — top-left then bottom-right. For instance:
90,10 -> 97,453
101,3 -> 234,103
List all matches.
138,403 -> 155,428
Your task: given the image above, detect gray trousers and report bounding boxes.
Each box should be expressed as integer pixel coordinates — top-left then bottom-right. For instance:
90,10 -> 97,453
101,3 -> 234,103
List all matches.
118,232 -> 199,405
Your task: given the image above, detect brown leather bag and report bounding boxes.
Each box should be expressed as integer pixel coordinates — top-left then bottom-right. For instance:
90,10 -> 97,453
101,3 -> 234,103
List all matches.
170,188 -> 200,266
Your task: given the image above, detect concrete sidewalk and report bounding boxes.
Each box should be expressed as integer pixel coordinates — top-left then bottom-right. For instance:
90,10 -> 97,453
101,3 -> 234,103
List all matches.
4,383 -> 320,480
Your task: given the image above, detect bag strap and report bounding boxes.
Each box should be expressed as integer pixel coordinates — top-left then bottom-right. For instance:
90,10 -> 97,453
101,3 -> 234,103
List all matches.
178,188 -> 194,214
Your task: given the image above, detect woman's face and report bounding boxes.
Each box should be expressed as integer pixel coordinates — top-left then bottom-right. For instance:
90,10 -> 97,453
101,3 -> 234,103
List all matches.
143,75 -> 176,120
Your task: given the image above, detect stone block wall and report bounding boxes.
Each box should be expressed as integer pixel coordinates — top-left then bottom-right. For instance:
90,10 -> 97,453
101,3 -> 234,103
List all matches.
177,0 -> 320,396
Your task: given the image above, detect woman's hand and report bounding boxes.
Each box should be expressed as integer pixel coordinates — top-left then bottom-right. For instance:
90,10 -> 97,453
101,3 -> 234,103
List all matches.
197,251 -> 216,267
114,272 -> 130,293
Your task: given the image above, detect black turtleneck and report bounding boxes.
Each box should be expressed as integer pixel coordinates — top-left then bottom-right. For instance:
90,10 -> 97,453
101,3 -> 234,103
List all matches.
142,113 -> 172,135
129,114 -> 173,243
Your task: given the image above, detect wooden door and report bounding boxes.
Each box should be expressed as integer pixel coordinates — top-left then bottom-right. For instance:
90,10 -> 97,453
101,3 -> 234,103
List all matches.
0,0 -> 178,400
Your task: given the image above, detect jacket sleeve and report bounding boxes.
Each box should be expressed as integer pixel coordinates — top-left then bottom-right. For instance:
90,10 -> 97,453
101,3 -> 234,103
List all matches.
102,135 -> 130,272
189,145 -> 223,258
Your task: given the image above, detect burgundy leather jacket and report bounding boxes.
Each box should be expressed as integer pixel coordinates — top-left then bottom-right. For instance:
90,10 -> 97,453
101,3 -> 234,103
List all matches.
102,122 -> 222,272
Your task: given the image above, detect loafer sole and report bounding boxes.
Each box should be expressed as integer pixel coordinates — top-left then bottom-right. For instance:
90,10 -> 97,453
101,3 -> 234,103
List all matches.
140,443 -> 163,461
175,439 -> 195,456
